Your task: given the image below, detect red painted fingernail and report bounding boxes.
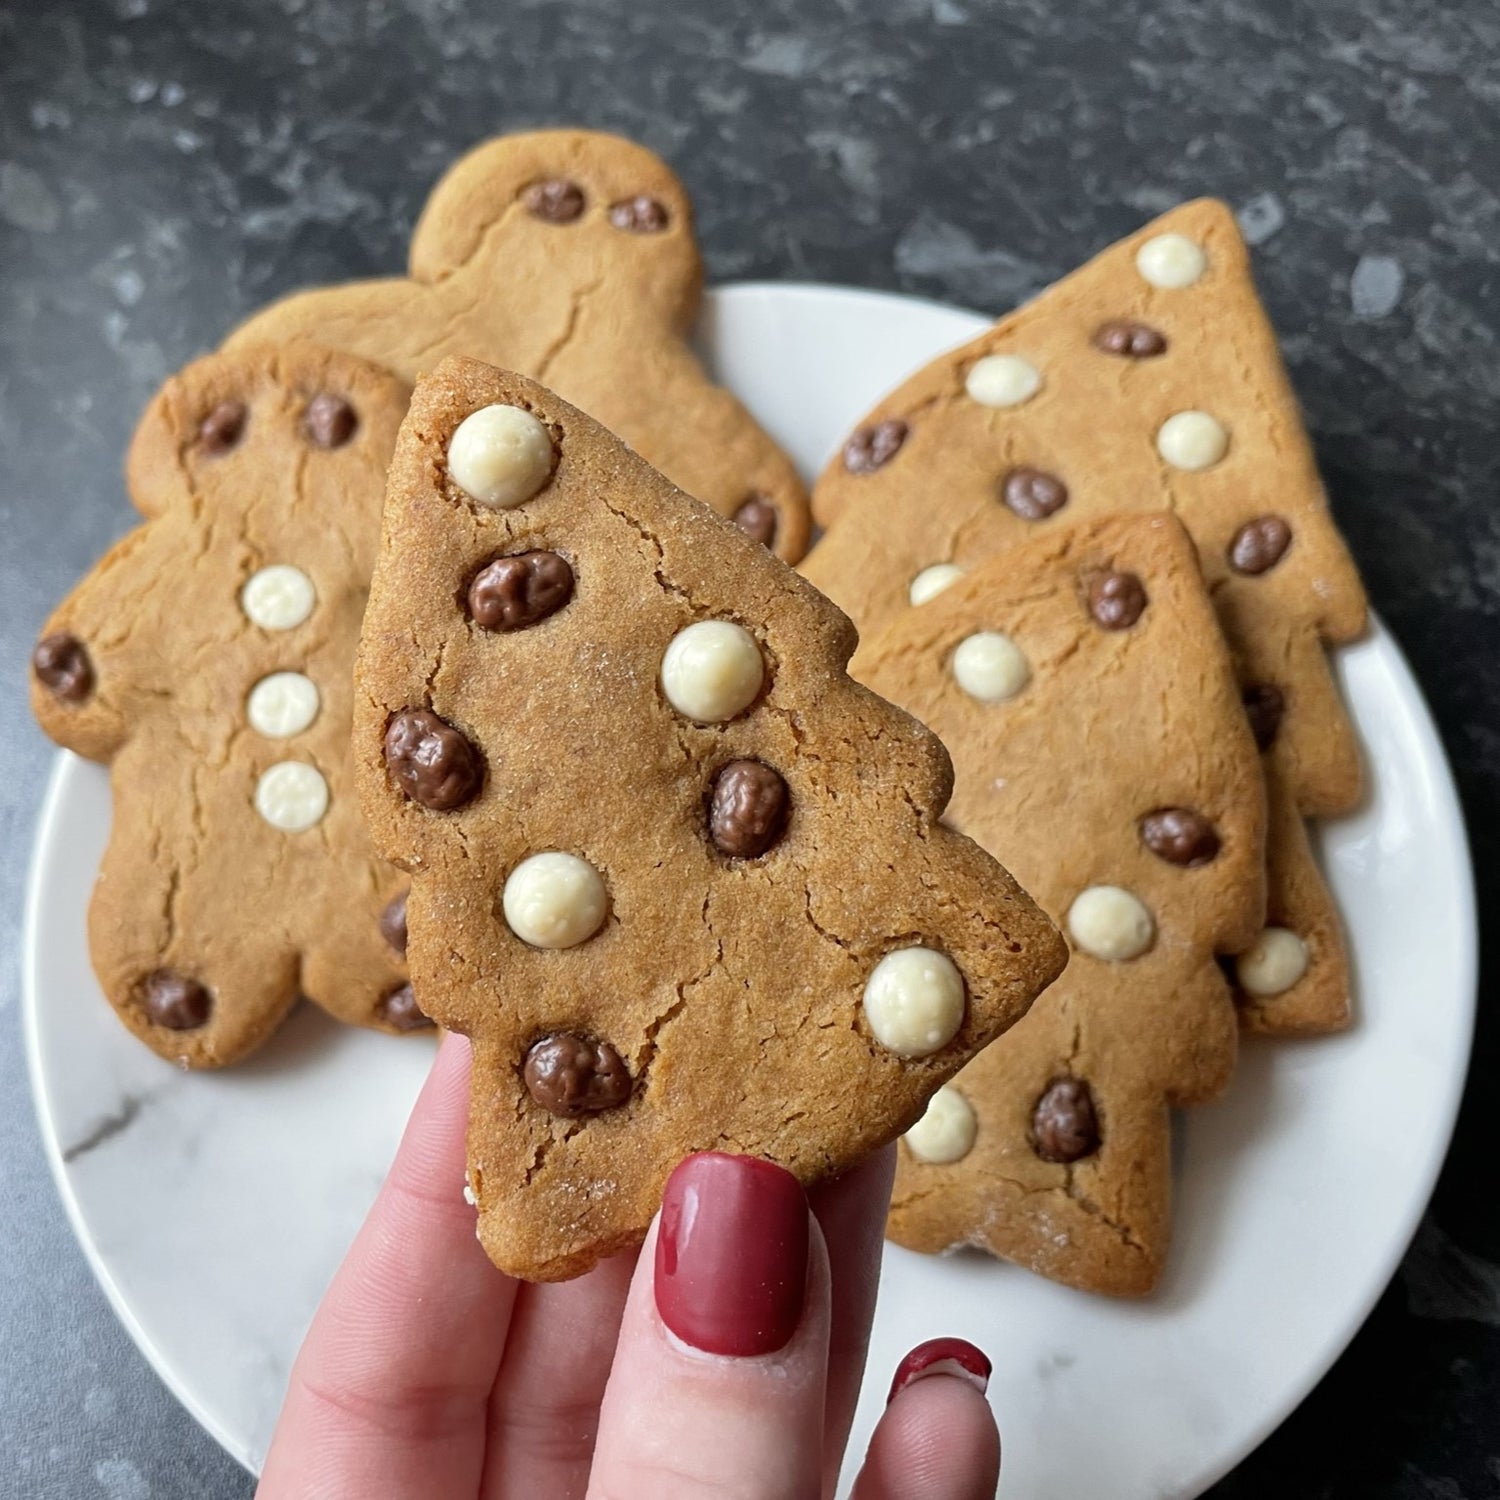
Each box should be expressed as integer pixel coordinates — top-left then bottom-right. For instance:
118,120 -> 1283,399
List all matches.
888,1337 -> 992,1403
655,1152 -> 809,1357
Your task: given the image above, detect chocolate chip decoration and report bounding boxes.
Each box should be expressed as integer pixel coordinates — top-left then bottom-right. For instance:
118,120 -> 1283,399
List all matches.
522,177 -> 586,223
709,759 -> 790,859
1031,1076 -> 1100,1163
732,494 -> 778,548
1092,320 -> 1168,358
384,708 -> 483,811
608,194 -> 668,233
141,970 -> 212,1030
304,393 -> 358,449
468,551 -> 575,631
523,1033 -> 633,1117
198,400 -> 247,455
379,890 -> 409,955
1139,807 -> 1221,867
1086,569 -> 1148,630
379,982 -> 433,1032
1229,515 -> 1293,575
1242,683 -> 1286,750
32,631 -> 94,702
1002,467 -> 1068,521
843,418 -> 908,475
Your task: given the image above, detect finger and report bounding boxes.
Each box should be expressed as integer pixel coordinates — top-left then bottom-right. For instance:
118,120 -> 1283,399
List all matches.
807,1145 -> 897,1498
258,1032 -> 517,1500
851,1339 -> 999,1500
480,1247 -> 638,1500
587,1153 -> 831,1500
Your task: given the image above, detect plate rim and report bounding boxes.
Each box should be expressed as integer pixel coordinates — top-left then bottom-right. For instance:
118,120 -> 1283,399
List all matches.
22,278 -> 1480,1495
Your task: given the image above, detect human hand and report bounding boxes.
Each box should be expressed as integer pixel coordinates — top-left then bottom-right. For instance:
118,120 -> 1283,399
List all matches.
257,1032 -> 1000,1499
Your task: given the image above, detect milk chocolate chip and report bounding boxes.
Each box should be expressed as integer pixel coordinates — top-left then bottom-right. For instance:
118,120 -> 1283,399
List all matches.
1002,466 -> 1069,522
199,400 -> 247,455
732,494 -> 778,548
384,709 -> 483,811
141,970 -> 211,1030
1092,320 -> 1168,358
380,890 -> 409,955
467,551 -> 574,631
608,195 -> 668,233
709,759 -> 789,859
1086,569 -> 1148,630
522,177 -> 586,223
1140,807 -> 1221,867
1031,1076 -> 1100,1163
524,1033 -> 633,1117
33,632 -> 94,702
1229,515 -> 1293,575
304,393 -> 357,449
379,982 -> 432,1032
1243,684 -> 1285,750
843,419 -> 908,475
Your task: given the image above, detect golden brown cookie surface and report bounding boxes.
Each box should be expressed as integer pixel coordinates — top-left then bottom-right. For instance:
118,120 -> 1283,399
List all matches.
224,129 -> 811,562
805,198 -> 1367,819
353,356 -> 1067,1282
31,345 -> 416,1067
856,513 -> 1265,1295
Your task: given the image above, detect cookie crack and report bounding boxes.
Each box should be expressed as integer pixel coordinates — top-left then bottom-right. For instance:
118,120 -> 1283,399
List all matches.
532,275 -> 606,384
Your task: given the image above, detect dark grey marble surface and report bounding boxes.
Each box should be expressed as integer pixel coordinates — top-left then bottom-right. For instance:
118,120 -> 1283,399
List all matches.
2,0 -> 1497,1495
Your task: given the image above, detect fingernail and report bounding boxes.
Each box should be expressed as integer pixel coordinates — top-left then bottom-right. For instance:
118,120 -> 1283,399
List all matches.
655,1151 -> 809,1357
888,1337 -> 992,1403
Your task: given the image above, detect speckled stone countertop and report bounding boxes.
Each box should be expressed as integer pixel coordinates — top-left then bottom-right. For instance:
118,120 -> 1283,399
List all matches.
2,1 -> 1497,1495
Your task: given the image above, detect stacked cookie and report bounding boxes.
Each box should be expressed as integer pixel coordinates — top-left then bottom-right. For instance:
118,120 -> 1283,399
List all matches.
804,200 -> 1366,1292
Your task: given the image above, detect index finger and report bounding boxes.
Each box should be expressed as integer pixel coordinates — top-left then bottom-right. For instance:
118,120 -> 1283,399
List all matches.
257,1031 -> 518,1499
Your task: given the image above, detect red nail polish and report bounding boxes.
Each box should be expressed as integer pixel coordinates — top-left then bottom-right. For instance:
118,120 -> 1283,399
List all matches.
888,1337 -> 992,1403
655,1152 -> 809,1357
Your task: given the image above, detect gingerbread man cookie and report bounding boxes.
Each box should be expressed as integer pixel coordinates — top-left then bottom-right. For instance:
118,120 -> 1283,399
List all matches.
854,514 -> 1265,1294
352,356 -> 1067,1282
30,345 -> 418,1068
225,129 -> 812,562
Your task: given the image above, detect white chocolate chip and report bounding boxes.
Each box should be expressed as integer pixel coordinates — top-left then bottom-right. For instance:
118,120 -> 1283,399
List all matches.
254,760 -> 329,832
964,353 -> 1042,408
502,851 -> 608,949
1156,410 -> 1229,470
240,565 -> 316,631
951,631 -> 1029,703
904,1085 -> 977,1164
1067,885 -> 1155,961
659,620 -> 764,723
1135,232 -> 1208,289
909,563 -> 964,606
862,947 -> 967,1058
447,404 -> 555,508
246,671 -> 320,738
1235,926 -> 1309,996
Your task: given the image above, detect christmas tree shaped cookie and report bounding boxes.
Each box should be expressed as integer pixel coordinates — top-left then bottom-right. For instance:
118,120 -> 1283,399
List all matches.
853,513 -> 1265,1294
805,198 -> 1367,821
352,356 -> 1068,1282
30,345 -> 420,1067
226,129 -> 812,562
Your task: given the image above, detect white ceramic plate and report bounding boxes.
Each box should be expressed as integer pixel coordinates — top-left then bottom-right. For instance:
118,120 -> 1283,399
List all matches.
25,284 -> 1476,1500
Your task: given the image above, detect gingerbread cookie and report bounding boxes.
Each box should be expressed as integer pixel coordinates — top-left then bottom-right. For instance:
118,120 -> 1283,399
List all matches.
352,356 -> 1067,1282
224,129 -> 812,562
805,198 -> 1367,821
854,513 -> 1265,1294
1231,764 -> 1350,1034
31,345 -> 418,1068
